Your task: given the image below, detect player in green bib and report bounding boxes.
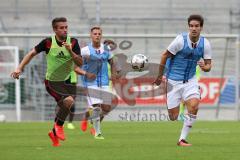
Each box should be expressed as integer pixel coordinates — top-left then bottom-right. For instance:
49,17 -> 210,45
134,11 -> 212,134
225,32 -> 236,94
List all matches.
11,17 -> 82,147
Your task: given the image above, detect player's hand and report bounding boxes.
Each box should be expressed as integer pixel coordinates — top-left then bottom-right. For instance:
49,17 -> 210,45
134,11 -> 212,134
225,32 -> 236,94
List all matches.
11,68 -> 22,79
104,39 -> 117,51
153,76 -> 162,86
83,55 -> 90,62
62,42 -> 72,52
104,39 -> 115,45
197,60 -> 205,70
85,72 -> 96,80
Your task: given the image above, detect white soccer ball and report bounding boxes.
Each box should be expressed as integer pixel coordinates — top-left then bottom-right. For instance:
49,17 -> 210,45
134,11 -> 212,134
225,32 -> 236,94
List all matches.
0,114 -> 6,122
131,54 -> 148,71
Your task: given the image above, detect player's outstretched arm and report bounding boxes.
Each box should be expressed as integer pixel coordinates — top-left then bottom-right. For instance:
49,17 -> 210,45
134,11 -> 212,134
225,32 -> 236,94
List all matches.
109,58 -> 121,81
197,59 -> 211,72
153,50 -> 173,85
11,48 -> 38,79
74,66 -> 96,80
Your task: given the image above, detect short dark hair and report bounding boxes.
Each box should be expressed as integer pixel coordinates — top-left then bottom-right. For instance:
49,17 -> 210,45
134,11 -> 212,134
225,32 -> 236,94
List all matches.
188,14 -> 204,27
103,39 -> 115,45
90,26 -> 102,32
52,17 -> 67,29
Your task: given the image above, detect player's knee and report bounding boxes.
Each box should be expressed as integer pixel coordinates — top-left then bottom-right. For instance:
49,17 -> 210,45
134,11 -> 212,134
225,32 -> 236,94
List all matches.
64,96 -> 74,103
63,96 -> 74,109
189,105 -> 199,114
192,105 -> 199,111
102,105 -> 111,113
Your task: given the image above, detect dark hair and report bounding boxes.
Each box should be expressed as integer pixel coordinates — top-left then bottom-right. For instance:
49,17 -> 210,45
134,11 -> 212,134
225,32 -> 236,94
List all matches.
104,39 -> 115,45
90,26 -> 102,32
52,17 -> 67,29
188,14 -> 204,27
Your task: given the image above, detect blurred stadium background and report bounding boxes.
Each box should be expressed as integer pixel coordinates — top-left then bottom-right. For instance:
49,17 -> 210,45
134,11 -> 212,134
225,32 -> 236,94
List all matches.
0,0 -> 239,122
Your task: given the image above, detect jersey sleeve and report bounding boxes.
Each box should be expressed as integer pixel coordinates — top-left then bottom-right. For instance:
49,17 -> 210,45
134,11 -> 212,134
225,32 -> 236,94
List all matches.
34,38 -> 49,53
81,46 -> 90,57
203,38 -> 212,59
108,51 -> 113,60
167,34 -> 184,55
71,38 -> 81,55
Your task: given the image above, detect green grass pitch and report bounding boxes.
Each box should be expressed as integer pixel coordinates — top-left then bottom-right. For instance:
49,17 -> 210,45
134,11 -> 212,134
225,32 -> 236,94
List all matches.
0,121 -> 239,160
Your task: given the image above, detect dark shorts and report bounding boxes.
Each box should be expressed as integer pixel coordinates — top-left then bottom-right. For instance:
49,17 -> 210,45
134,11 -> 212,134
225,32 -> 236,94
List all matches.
44,78 -> 76,102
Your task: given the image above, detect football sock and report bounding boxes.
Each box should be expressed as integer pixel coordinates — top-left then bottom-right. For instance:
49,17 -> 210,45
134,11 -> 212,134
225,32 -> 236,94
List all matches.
92,107 -> 102,135
56,97 -> 74,123
55,117 -> 64,126
93,118 -> 101,135
52,128 -> 56,136
69,104 -> 75,122
179,114 -> 196,141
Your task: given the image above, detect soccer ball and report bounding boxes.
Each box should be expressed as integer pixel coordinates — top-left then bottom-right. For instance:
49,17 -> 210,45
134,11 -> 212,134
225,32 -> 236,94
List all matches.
0,114 -> 6,122
131,54 -> 148,71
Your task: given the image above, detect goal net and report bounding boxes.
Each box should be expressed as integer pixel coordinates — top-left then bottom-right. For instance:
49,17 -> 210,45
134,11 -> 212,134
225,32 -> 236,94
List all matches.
0,46 -> 20,121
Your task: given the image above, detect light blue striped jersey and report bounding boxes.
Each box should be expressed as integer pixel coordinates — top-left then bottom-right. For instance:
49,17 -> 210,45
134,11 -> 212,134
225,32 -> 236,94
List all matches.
166,33 -> 204,81
81,43 -> 112,86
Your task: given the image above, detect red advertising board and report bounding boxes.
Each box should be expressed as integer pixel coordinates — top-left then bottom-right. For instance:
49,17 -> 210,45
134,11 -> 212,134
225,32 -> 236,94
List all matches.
113,78 -> 226,105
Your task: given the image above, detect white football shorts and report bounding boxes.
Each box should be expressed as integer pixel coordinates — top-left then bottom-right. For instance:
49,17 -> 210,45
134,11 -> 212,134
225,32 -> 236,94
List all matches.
166,76 -> 200,109
86,85 -> 113,106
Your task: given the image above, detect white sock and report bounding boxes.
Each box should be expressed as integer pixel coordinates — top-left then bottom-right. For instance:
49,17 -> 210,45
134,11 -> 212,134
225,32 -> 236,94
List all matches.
91,107 -> 102,135
179,114 -> 196,141
93,118 -> 101,135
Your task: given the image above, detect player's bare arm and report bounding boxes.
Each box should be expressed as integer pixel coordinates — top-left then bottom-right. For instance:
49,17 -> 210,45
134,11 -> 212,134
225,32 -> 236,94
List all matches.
109,58 -> 121,81
154,50 -> 173,85
62,42 -> 83,66
74,66 -> 96,80
11,48 -> 38,79
197,59 -> 211,72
